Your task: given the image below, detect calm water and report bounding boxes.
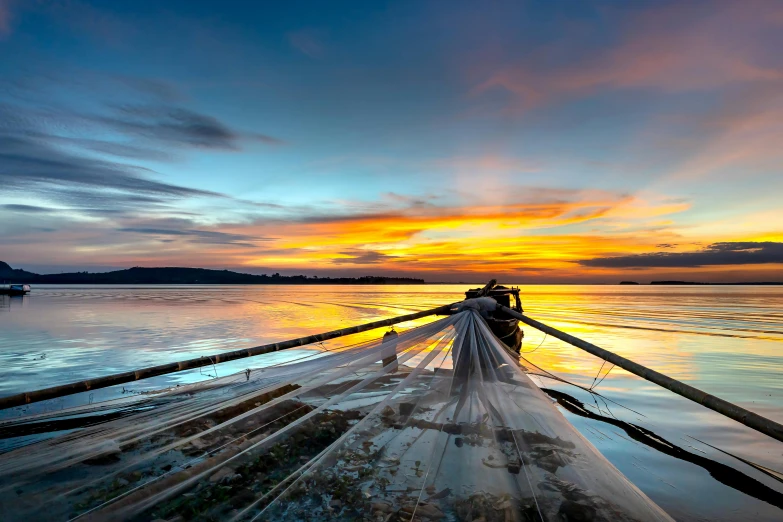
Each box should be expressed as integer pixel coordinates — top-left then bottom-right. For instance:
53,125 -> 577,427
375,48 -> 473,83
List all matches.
1,284 -> 782,521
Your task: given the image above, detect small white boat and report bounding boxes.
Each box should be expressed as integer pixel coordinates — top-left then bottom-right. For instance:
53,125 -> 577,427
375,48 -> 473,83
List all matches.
0,284 -> 30,295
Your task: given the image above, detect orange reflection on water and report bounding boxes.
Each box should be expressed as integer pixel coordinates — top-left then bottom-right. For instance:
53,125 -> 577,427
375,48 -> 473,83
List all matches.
1,284 -> 781,413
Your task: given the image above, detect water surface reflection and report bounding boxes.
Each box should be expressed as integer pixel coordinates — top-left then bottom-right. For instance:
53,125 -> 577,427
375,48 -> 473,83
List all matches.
0,284 -> 781,521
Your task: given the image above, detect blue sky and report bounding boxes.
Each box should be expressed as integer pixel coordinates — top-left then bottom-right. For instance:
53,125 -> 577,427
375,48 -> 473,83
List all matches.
1,0 -> 782,282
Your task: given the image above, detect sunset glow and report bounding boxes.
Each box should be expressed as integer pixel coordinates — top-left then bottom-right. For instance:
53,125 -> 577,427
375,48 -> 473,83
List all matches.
1,1 -> 781,282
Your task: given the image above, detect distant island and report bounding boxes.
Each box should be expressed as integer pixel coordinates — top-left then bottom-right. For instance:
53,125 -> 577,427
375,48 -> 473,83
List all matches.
615,279 -> 780,285
650,280 -> 782,285
0,261 -> 426,285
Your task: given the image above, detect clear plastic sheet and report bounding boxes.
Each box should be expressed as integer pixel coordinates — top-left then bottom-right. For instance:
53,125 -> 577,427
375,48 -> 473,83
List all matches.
0,311 -> 673,521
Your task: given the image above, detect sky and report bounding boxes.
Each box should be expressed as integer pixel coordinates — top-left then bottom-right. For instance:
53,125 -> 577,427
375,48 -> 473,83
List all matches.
0,0 -> 782,283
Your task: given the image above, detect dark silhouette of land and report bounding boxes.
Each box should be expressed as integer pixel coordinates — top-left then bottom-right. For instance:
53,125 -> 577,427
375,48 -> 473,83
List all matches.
0,261 -> 425,285
4,262 -> 781,286
650,280 -> 782,285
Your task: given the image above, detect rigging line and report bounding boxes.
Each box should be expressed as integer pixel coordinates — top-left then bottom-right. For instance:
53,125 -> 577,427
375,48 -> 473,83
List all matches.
592,363 -> 615,391
590,359 -> 608,390
520,332 -> 548,354
526,370 -> 647,419
519,355 -> 559,381
519,353 -> 646,418
590,392 -> 607,417
198,355 -> 219,380
685,435 -> 783,484
597,393 -> 619,421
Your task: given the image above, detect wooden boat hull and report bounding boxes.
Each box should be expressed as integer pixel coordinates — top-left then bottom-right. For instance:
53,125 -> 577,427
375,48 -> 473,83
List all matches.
486,316 -> 524,352
464,281 -> 524,353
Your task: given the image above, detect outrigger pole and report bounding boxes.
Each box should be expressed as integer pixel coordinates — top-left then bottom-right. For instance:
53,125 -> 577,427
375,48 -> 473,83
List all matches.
0,303 -> 454,411
498,304 -> 783,444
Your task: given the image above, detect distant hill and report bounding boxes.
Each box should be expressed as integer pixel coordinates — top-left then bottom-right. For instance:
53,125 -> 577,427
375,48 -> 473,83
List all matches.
0,262 -> 426,285
0,261 -> 39,282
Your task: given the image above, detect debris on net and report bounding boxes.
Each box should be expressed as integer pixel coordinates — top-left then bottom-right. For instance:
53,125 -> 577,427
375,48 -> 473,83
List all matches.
0,311 -> 673,521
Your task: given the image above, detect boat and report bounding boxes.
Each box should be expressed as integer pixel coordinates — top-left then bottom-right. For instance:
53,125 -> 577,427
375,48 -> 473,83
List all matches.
0,284 -> 30,296
465,279 -> 524,352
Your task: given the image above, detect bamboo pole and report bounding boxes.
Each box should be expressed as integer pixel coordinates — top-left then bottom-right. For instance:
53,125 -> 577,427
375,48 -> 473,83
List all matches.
0,303 -> 455,411
498,305 -> 783,444
475,279 -> 497,297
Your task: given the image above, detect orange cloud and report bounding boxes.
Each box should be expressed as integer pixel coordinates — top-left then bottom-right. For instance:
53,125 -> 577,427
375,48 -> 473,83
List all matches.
218,190 -> 691,278
5,178 -> 775,283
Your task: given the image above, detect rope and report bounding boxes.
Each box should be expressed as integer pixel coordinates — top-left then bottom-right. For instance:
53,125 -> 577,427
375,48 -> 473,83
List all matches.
591,363 -> 615,391
520,332 -> 547,354
589,359 -> 607,390
521,354 -> 647,418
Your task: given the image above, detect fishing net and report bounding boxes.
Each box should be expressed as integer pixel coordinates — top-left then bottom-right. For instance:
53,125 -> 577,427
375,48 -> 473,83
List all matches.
0,310 -> 673,521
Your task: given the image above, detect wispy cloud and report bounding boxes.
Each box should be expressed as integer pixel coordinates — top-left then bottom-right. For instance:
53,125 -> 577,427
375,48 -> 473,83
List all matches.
427,155 -> 540,175
1,203 -> 52,213
332,250 -> 391,265
580,242 -> 783,268
663,84 -> 783,182
117,226 -> 270,247
0,76 -> 285,219
287,28 -> 325,58
26,133 -> 175,162
111,75 -> 183,103
97,105 -> 282,150
473,2 -> 783,112
0,74 -> 283,160
0,134 -> 219,201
